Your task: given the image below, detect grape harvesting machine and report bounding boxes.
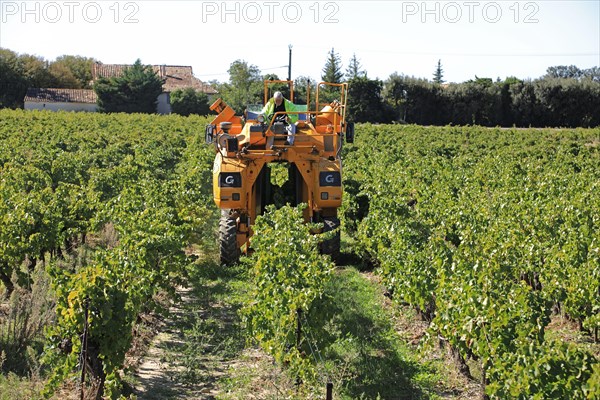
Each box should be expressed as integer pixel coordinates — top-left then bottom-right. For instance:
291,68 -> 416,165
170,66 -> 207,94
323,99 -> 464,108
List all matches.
206,80 -> 354,265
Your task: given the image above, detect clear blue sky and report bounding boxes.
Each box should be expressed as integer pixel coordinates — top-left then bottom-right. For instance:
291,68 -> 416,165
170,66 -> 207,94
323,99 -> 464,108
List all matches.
1,0 -> 599,83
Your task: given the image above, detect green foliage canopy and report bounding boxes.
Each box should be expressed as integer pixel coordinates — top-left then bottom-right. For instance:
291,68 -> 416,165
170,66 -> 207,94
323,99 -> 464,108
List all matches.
94,59 -> 163,113
170,87 -> 210,116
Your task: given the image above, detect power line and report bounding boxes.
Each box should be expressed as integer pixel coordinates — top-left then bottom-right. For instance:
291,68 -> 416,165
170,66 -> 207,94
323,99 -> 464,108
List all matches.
261,65 -> 289,71
195,65 -> 288,78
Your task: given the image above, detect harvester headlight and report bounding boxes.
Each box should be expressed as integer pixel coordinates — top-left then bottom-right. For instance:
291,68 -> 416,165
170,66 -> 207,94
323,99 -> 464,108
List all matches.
232,193 -> 240,201
321,192 -> 329,200
257,114 -> 265,123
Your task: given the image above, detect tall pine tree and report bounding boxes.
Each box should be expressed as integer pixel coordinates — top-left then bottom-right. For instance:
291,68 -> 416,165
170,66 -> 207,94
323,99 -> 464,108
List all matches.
320,48 -> 344,103
321,48 -> 344,83
433,59 -> 445,84
345,53 -> 365,80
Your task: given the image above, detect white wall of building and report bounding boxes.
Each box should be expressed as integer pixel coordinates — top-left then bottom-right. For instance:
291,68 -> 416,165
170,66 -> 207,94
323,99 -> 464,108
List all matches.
25,102 -> 98,112
24,91 -> 201,115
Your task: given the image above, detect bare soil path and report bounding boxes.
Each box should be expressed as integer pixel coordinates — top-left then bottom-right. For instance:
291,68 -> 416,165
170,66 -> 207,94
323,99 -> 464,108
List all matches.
132,263 -> 246,400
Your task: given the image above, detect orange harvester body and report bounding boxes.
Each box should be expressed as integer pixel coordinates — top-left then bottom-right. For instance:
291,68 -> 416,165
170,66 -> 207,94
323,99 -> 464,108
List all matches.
206,80 -> 354,265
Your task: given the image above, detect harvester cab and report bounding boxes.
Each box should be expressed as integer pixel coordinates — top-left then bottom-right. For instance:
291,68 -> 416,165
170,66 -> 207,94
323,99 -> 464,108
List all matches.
206,80 -> 354,265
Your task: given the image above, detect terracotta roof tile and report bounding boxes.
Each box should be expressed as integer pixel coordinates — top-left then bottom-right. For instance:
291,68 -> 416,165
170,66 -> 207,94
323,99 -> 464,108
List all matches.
25,88 -> 97,104
92,63 -> 217,94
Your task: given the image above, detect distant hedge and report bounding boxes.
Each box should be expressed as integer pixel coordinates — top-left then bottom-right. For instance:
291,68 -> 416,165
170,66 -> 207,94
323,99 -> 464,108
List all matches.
376,75 -> 600,128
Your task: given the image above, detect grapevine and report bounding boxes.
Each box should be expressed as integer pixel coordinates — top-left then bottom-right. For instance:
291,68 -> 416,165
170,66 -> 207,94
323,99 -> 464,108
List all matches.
344,124 -> 599,397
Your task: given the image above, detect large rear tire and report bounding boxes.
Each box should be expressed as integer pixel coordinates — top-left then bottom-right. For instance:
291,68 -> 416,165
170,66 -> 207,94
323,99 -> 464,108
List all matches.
321,216 -> 340,264
219,210 -> 240,266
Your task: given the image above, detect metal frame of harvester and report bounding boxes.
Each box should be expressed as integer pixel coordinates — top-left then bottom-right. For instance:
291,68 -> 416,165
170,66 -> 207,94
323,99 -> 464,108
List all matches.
206,80 -> 354,265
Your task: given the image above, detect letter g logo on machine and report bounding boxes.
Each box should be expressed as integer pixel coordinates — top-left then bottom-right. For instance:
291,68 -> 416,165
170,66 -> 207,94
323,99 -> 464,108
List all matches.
219,173 -> 242,187
319,171 -> 341,186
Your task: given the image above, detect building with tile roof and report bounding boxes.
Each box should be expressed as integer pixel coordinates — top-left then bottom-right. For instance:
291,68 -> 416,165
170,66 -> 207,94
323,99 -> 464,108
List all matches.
92,63 -> 217,94
91,63 -> 217,114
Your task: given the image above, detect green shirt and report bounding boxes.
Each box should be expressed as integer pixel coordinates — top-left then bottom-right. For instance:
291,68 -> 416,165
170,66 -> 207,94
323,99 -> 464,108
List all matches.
260,98 -> 300,124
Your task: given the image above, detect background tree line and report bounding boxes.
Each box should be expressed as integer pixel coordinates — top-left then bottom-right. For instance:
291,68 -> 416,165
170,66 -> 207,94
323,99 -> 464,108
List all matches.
344,55 -> 600,128
2,46 -> 599,127
0,49 -> 210,115
380,71 -> 600,128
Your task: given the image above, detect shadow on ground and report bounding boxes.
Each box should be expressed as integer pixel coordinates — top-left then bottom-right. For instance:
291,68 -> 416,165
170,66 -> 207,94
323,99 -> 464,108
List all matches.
308,266 -> 432,399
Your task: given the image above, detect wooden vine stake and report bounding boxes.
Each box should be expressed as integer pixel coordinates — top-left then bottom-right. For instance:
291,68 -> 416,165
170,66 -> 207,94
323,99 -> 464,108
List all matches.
80,297 -> 90,400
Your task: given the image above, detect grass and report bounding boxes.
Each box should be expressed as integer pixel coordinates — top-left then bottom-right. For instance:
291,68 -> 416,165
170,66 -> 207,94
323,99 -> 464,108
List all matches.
0,372 -> 45,400
310,266 -> 442,399
174,261 -> 247,383
0,264 -> 55,400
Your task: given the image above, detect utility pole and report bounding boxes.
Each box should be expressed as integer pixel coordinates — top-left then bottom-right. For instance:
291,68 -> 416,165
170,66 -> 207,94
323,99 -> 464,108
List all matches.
288,44 -> 293,81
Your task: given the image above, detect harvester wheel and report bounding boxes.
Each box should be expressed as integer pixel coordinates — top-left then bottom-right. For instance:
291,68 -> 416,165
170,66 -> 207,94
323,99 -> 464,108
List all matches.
219,210 -> 240,266
321,216 -> 340,264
